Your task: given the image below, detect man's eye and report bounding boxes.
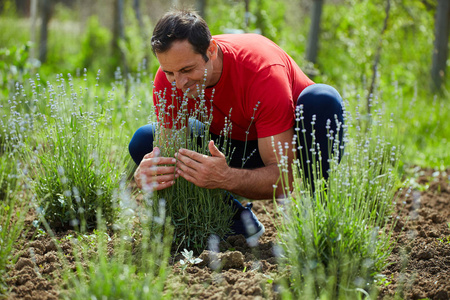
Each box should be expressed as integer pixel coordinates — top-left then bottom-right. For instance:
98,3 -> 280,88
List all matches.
181,69 -> 191,74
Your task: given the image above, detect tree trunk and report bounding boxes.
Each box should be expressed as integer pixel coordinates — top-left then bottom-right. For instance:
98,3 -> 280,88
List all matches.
244,0 -> 250,30
431,0 -> 450,91
39,0 -> 53,64
133,0 -> 143,28
367,0 -> 391,114
196,0 -> 207,19
112,0 -> 128,75
30,0 -> 38,64
15,0 -> 28,16
306,0 -> 324,64
133,0 -> 150,71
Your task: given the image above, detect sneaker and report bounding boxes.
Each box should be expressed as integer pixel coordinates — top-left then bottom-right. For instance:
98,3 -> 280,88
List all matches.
230,202 -> 265,246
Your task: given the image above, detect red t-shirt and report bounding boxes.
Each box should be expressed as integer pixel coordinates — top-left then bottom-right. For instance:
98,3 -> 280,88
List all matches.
153,33 -> 314,141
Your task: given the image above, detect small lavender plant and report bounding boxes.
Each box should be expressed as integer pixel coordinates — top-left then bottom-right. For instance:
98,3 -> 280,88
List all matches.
61,186 -> 173,299
18,73 -> 129,230
151,74 -> 235,253
276,96 -> 400,298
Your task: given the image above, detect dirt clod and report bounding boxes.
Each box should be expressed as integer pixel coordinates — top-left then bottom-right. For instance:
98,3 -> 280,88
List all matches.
15,257 -> 34,271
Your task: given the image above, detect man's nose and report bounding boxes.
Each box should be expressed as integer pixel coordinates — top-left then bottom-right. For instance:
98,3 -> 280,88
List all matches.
174,73 -> 188,90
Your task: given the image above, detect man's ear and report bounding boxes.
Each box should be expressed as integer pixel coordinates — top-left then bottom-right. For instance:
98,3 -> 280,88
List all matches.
209,39 -> 219,60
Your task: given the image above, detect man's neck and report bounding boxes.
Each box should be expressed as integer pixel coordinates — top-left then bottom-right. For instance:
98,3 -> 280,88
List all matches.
209,45 -> 223,88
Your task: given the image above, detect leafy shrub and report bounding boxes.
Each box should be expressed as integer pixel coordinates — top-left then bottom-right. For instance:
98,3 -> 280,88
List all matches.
319,0 -> 436,92
0,43 -> 35,98
76,15 -> 112,75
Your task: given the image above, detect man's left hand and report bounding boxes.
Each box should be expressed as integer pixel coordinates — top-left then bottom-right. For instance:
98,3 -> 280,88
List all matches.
175,140 -> 229,189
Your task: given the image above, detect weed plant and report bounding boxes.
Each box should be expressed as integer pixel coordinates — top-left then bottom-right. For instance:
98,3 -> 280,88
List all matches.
59,184 -> 173,299
276,95 -> 400,299
151,79 -> 235,253
19,73 -> 129,230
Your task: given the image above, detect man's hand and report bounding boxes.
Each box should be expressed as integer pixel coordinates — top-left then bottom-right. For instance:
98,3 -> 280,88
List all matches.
134,147 -> 179,192
175,141 -> 229,190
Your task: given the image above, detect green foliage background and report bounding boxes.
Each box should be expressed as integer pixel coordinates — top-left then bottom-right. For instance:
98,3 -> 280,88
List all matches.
0,1 -> 448,169
0,0 -> 448,166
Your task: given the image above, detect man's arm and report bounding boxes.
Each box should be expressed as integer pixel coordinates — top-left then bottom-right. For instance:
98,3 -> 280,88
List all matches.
175,127 -> 295,199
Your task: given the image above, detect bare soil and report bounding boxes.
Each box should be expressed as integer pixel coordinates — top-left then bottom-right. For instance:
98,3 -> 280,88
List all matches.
379,169 -> 450,300
5,169 -> 450,299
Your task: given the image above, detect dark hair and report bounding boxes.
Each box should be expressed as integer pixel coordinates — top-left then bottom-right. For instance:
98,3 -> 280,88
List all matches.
151,10 -> 212,62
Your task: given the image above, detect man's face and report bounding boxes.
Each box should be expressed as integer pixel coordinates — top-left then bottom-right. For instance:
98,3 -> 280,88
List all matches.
156,40 -> 216,98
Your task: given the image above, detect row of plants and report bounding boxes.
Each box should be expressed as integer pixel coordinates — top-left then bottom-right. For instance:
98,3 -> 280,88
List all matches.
0,69 -> 164,299
1,63 -> 403,298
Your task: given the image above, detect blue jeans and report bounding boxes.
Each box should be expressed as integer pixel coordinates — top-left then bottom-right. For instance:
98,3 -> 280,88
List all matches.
128,83 -> 344,181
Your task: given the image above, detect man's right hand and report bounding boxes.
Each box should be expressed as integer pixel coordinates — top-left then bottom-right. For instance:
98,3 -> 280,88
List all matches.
134,147 -> 178,192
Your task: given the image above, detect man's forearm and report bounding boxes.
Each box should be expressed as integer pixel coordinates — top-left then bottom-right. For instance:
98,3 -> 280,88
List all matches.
223,164 -> 288,200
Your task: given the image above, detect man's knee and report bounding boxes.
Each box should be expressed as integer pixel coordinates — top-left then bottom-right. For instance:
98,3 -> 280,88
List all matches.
297,83 -> 343,116
128,124 -> 155,165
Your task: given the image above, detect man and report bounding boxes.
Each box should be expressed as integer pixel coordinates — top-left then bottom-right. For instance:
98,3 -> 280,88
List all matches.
129,9 -> 344,243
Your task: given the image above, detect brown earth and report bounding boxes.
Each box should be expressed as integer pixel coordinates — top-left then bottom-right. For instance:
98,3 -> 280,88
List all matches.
379,169 -> 450,300
5,169 -> 450,299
